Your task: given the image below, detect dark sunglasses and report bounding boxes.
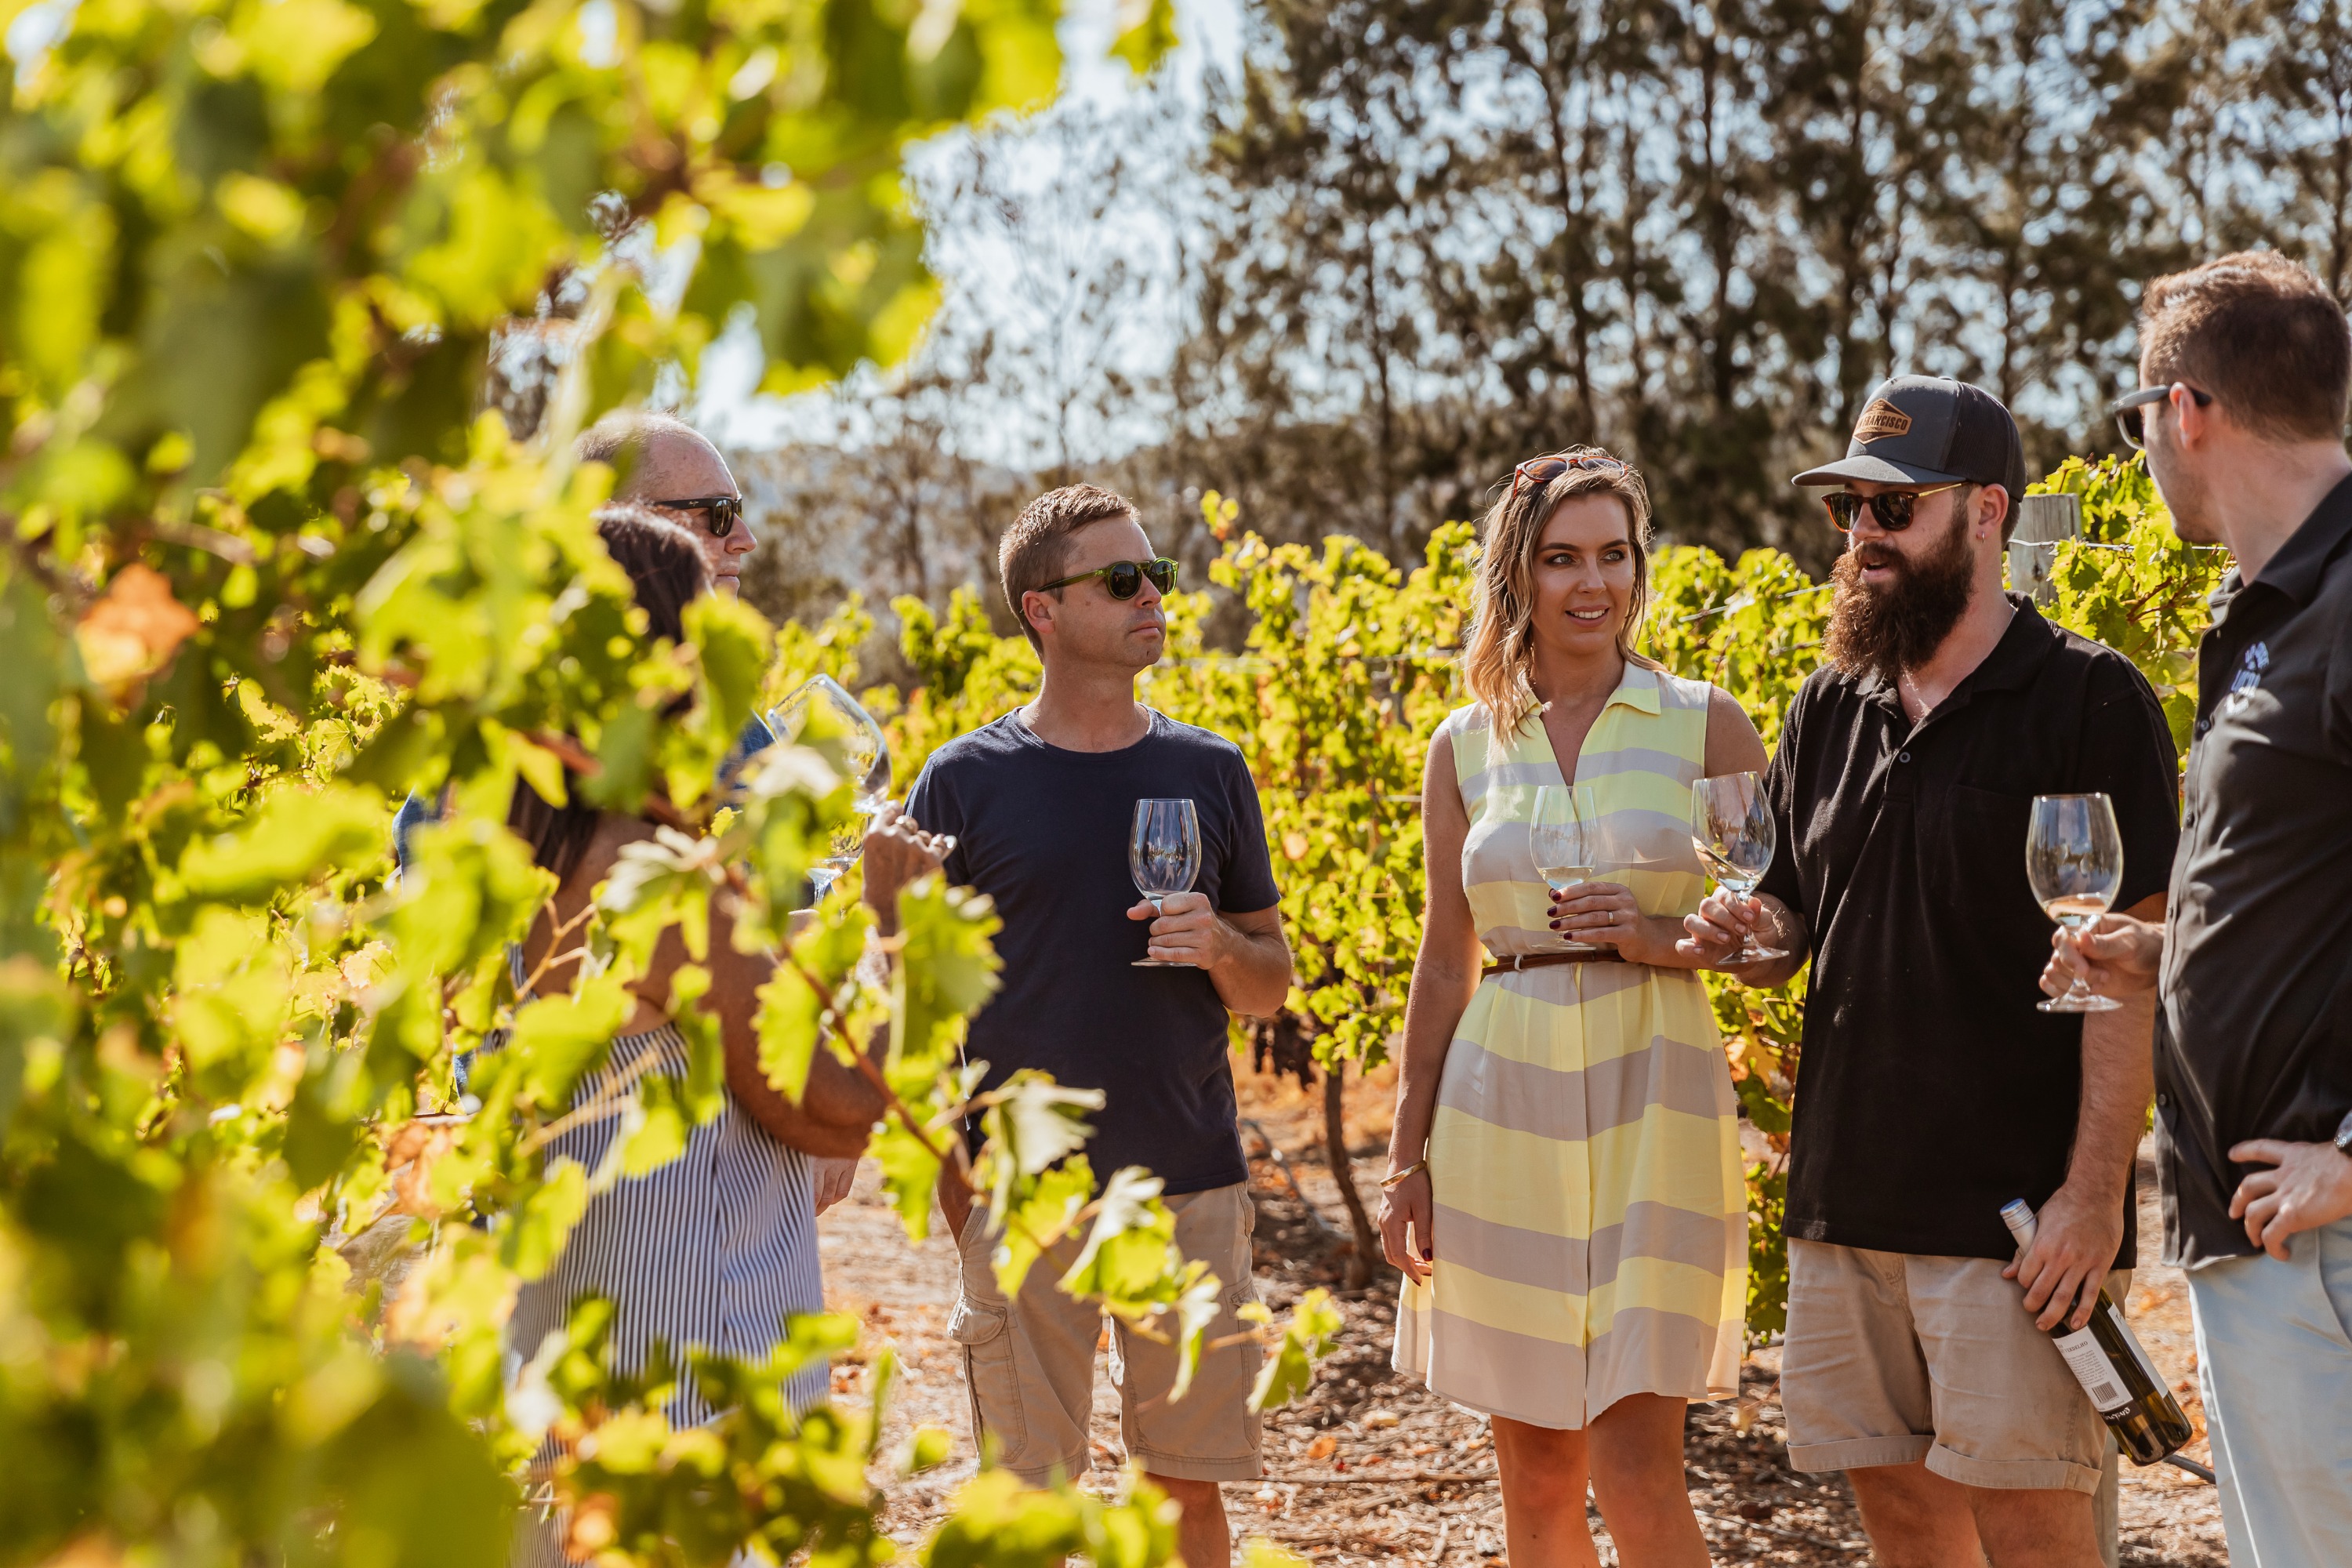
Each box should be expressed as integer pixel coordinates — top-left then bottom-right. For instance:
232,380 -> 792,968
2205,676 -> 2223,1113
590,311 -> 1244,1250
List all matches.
1512,451 -> 1628,499
1038,557 -> 1178,600
2108,383 -> 2213,450
656,495 -> 745,538
1822,482 -> 1963,534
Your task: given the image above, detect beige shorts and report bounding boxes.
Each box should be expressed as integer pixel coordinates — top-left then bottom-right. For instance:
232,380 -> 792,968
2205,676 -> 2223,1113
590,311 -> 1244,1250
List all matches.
1781,1239 -> 2131,1496
949,1181 -> 1265,1486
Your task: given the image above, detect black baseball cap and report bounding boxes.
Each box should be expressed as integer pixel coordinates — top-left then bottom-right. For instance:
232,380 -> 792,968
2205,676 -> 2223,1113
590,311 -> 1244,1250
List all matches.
1792,375 -> 2027,499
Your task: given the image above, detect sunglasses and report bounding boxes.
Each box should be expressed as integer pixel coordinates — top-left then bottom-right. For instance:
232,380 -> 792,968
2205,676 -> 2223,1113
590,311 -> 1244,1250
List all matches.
1822,482 -> 1964,534
1511,451 -> 1628,499
1038,557 -> 1178,600
2108,383 -> 2213,450
656,495 -> 745,538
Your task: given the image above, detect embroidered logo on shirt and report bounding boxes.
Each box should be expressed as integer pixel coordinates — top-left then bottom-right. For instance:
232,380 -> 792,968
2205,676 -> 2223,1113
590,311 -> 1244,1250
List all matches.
1853,399 -> 1913,442
2223,641 -> 2269,711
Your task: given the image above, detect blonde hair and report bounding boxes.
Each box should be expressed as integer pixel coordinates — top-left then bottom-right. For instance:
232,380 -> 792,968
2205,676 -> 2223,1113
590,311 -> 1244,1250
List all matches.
1461,445 -> 1659,731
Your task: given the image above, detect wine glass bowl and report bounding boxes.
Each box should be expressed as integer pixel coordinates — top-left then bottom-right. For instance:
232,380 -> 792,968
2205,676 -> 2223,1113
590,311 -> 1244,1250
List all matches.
2026,793 -> 2124,1014
1529,782 -> 1607,956
769,673 -> 894,898
1130,798 -> 1203,967
1691,771 -> 1790,964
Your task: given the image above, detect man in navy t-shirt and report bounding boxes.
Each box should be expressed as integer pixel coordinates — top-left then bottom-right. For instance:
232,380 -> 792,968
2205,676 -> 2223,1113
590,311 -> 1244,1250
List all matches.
886,484 -> 1290,1561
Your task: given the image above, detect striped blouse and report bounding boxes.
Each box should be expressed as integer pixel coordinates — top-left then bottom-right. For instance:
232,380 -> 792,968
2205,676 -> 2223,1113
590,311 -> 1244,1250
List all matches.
503,1024 -> 829,1424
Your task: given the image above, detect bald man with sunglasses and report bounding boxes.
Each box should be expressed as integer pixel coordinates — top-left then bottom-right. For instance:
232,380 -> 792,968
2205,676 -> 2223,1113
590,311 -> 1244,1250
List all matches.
576,410 -> 757,597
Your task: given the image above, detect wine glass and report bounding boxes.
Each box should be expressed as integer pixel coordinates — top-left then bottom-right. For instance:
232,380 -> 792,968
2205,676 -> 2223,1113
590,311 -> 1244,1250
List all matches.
1130,799 -> 1202,967
1529,783 -> 1606,955
769,674 -> 893,898
2026,793 -> 2124,1014
1691,772 -> 1790,963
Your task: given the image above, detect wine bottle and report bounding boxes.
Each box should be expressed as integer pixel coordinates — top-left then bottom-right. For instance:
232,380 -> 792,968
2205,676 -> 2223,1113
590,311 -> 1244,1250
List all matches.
2001,1200 -> 2194,1466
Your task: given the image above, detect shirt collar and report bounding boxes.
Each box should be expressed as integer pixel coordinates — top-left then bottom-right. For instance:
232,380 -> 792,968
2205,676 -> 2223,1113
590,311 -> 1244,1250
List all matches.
2242,471 -> 2352,608
1958,594 -> 2062,693
1603,662 -> 1664,715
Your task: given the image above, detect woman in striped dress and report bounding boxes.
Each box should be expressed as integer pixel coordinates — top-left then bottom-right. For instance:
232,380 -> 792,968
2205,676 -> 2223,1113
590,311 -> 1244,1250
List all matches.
499,512 -> 905,1565
1380,449 -> 1762,1566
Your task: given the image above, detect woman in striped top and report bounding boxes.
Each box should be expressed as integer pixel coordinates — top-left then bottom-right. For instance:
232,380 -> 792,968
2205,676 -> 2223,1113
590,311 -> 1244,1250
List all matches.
500,513 -> 897,1565
1380,450 -> 1762,1566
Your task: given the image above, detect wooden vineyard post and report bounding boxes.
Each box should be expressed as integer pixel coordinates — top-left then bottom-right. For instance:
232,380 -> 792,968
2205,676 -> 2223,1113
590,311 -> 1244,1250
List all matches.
2008,492 -> 2083,604
1324,1056 -> 1378,1289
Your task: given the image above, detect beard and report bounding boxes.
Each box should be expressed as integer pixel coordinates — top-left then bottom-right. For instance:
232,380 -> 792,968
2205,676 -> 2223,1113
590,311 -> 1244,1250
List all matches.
1824,506 -> 1979,685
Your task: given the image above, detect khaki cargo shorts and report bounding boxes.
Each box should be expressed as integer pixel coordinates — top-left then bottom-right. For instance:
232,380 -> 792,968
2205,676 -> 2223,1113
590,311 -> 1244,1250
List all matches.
949,1181 -> 1265,1486
1782,1239 -> 2131,1496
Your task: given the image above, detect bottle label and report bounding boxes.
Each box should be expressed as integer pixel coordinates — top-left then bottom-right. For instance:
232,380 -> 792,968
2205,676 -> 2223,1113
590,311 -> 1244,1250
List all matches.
2053,1325 -> 2130,1415
2109,1301 -> 2168,1388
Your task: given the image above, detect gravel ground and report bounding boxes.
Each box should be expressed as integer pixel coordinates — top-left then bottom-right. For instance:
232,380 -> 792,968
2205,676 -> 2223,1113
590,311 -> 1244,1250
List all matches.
818,1058 -> 2228,1564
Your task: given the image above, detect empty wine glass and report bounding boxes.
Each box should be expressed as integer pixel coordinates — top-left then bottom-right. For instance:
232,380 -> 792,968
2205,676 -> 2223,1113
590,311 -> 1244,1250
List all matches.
1130,798 -> 1202,967
769,674 -> 893,898
1530,782 -> 1606,955
1691,771 -> 1790,963
2027,793 -> 2124,1014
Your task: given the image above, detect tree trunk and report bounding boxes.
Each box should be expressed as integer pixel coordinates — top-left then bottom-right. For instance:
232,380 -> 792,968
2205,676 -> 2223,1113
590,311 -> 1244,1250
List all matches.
1323,1056 -> 1377,1290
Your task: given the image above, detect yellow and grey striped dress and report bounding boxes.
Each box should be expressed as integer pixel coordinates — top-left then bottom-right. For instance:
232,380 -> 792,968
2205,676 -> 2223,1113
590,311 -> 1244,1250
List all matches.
1394,665 -> 1747,1426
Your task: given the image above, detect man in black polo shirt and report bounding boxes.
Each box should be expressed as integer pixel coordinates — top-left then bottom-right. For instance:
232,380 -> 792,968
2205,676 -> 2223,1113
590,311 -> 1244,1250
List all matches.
2042,253 -> 2352,1565
1686,377 -> 2178,1566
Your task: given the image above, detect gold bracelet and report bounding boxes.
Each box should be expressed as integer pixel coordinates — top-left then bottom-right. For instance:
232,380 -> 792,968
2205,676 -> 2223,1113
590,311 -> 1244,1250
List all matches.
1379,1159 -> 1427,1190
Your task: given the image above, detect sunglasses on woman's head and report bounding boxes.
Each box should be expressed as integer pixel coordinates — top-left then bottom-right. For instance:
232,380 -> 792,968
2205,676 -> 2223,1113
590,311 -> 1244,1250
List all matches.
1821,482 -> 1963,534
1511,452 -> 1628,499
2107,383 -> 2213,450
1039,557 -> 1179,600
658,495 -> 745,538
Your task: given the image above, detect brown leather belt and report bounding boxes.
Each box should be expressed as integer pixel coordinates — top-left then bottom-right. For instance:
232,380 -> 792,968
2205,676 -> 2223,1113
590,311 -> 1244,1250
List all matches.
1482,949 -> 1623,978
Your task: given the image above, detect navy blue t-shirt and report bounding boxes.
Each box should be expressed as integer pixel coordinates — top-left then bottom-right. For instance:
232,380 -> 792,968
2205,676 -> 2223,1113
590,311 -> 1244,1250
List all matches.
905,709 -> 1280,1195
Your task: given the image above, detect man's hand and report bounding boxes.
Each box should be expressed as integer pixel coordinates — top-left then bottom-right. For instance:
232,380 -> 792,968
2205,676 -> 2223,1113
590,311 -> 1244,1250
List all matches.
861,803 -> 953,932
1130,897 -> 1290,1015
1679,890 -> 1806,983
2042,913 -> 2164,1001
811,1155 -> 858,1215
2228,1139 -> 2352,1261
1377,1167 -> 1434,1286
2003,1181 -> 2124,1331
1128,891 -> 1239,967
1679,889 -> 1756,966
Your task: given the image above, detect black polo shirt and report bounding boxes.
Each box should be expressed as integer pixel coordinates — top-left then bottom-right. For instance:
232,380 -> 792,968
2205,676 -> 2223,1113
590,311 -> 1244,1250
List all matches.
2155,474 -> 2352,1269
1758,597 -> 2180,1264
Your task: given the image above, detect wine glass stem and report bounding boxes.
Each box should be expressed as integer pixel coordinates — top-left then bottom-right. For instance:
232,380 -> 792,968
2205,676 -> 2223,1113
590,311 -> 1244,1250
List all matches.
810,866 -> 838,900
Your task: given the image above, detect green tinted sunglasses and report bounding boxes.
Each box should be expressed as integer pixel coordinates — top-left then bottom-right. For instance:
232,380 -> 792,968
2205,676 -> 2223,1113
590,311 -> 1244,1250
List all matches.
1039,557 -> 1178,600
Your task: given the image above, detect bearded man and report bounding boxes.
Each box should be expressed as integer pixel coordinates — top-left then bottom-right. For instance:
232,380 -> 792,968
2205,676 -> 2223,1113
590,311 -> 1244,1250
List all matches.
1683,377 -> 2180,1568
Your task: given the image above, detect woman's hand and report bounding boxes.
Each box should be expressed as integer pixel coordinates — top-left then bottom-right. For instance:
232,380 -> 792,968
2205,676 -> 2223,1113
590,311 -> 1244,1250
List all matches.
1548,881 -> 1679,964
1378,1167 -> 1435,1285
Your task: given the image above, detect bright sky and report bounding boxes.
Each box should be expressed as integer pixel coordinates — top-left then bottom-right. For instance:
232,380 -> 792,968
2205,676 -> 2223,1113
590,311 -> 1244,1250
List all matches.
695,0 -> 1245,458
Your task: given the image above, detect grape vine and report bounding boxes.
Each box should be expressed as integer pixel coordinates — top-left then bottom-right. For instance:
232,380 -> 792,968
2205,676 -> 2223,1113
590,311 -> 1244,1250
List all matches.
852,457 -> 2211,1338
0,2 -> 1334,1565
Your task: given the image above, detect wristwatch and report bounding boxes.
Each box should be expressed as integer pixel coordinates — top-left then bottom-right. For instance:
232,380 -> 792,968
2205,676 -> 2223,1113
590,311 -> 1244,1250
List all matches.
2335,1109 -> 2352,1158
